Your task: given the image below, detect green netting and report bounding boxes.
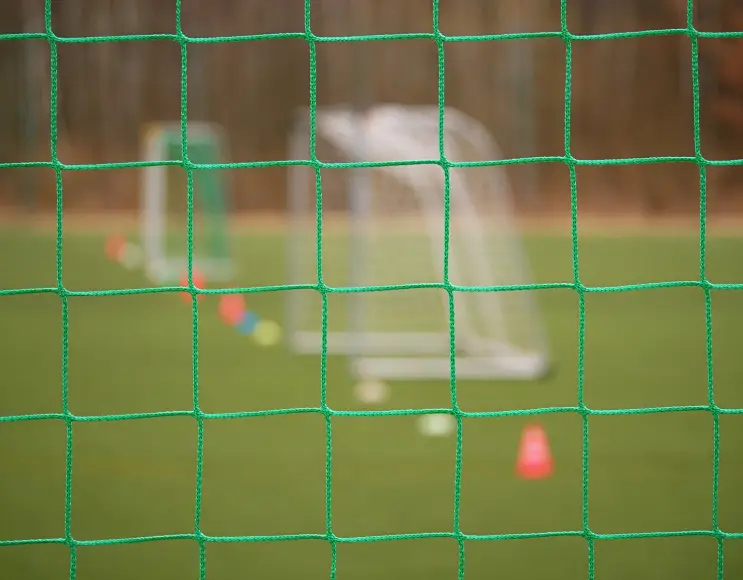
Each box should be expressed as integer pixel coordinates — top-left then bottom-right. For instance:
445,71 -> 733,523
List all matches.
1,0 -> 743,579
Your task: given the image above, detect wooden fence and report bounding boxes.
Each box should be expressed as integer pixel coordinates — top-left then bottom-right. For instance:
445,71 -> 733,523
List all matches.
0,0 -> 740,216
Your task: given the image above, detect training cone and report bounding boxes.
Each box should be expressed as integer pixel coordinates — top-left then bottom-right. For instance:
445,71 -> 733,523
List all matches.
179,268 -> 206,304
105,234 -> 126,263
219,293 -> 246,326
236,310 -> 259,335
516,423 -> 553,480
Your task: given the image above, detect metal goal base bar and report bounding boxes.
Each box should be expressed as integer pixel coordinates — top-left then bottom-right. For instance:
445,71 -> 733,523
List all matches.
289,331 -> 549,381
289,331 -> 453,356
352,355 -> 550,381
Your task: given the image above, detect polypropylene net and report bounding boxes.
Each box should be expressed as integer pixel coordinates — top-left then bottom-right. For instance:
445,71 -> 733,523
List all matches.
1,1 -> 742,579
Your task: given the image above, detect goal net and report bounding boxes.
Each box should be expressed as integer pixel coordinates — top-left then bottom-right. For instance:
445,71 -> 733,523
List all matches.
286,104 -> 550,382
140,121 -> 232,284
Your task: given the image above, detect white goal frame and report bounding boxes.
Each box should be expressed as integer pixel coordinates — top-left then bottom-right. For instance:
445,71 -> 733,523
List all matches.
285,104 -> 550,382
140,121 -> 233,284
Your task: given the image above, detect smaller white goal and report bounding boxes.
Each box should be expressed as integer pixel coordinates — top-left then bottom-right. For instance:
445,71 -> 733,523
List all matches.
140,121 -> 233,284
286,104 -> 550,383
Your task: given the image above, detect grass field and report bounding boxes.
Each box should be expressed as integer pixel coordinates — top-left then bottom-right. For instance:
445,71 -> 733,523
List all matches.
1,221 -> 743,579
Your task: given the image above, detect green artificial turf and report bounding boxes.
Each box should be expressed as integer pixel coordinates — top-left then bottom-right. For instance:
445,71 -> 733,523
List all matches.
0,227 -> 742,579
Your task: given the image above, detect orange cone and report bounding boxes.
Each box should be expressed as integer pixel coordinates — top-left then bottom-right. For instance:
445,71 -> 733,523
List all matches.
105,234 -> 126,263
218,293 -> 246,326
180,268 -> 206,304
516,423 -> 553,480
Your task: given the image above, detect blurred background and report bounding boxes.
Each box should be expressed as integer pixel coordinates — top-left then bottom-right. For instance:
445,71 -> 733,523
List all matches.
2,0 -> 743,216
1,1 -> 743,579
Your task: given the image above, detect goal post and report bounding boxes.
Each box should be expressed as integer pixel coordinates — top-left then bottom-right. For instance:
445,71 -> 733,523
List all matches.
285,104 -> 551,382
140,121 -> 232,284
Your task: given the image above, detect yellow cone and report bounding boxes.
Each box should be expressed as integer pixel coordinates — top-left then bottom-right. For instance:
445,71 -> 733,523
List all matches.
252,319 -> 282,347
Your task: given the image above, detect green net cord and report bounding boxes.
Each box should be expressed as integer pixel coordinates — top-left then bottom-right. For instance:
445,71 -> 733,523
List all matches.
1,1 -> 743,580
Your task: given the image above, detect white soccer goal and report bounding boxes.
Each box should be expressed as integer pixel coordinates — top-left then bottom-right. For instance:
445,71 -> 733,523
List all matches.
140,121 -> 233,284
285,104 -> 550,382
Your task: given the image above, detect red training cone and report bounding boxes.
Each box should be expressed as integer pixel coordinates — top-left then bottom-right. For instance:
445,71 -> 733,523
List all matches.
180,268 -> 206,304
516,423 -> 553,480
105,234 -> 126,263
218,293 -> 246,326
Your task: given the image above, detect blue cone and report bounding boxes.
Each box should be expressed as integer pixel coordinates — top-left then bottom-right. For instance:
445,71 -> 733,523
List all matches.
236,310 -> 259,335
